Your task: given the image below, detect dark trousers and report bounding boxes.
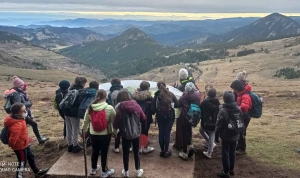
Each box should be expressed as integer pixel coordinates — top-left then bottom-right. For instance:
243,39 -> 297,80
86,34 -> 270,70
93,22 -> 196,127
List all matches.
25,116 -> 41,139
182,123 -> 192,153
237,118 -> 251,151
115,132 -> 121,149
222,141 -> 237,174
59,110 -> 66,138
14,146 -> 39,178
90,135 -> 111,172
157,118 -> 174,152
122,137 -> 140,171
173,119 -> 183,150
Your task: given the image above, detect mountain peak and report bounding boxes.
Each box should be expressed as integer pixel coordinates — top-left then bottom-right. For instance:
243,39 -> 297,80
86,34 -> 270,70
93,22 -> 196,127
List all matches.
119,27 -> 154,42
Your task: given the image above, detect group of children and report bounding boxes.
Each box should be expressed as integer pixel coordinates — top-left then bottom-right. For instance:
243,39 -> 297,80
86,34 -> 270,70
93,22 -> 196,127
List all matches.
3,68 -> 253,178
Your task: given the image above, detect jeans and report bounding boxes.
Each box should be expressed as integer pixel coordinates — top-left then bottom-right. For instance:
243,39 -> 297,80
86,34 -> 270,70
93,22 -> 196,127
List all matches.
157,118 -> 174,152
237,118 -> 251,151
14,146 -> 39,178
65,116 -> 80,146
25,116 -> 41,139
222,141 -> 237,174
200,127 -> 215,155
122,137 -> 140,171
182,123 -> 192,153
90,135 -> 111,172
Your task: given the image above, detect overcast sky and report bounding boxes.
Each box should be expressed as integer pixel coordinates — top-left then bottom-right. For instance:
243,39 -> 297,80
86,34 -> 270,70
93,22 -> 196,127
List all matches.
0,0 -> 299,13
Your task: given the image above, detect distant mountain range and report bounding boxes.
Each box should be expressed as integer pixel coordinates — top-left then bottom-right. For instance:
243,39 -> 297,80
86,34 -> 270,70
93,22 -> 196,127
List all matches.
0,26 -> 106,49
201,13 -> 300,45
0,31 -> 29,44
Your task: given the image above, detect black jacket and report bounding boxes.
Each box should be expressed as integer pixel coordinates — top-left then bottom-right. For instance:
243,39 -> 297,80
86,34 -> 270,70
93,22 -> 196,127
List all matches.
10,88 -> 32,109
215,103 -> 242,142
151,90 -> 179,119
177,77 -> 195,92
62,84 -> 84,118
200,97 -> 220,130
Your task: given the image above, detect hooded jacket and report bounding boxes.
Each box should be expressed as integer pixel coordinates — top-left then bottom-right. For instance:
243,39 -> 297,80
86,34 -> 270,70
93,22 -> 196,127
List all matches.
178,90 -> 200,124
215,103 -> 242,142
107,84 -> 123,105
200,97 -> 221,129
63,84 -> 84,117
4,88 -> 32,109
132,89 -> 153,124
113,100 -> 146,130
82,102 -> 116,135
4,115 -> 29,150
237,84 -> 253,114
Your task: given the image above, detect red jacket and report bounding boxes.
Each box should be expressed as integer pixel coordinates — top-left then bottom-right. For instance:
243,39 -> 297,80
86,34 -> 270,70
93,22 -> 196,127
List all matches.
4,115 -> 29,150
237,84 -> 253,114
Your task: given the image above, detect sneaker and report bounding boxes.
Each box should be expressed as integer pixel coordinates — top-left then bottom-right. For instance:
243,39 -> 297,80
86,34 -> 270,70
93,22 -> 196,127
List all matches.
188,145 -> 194,157
113,148 -> 120,153
72,145 -> 83,153
164,151 -> 172,158
139,149 -> 143,154
179,152 -> 188,161
101,169 -> 114,178
217,171 -> 230,178
142,146 -> 154,154
136,169 -> 144,178
122,169 -> 129,177
90,165 -> 100,175
229,170 -> 235,176
35,168 -> 49,175
38,136 -> 49,144
68,145 -> 73,152
203,151 -> 212,159
129,147 -> 133,152
160,152 -> 164,157
213,143 -> 217,150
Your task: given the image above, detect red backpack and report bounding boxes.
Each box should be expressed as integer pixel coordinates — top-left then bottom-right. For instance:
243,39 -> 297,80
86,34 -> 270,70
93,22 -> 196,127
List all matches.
90,110 -> 107,132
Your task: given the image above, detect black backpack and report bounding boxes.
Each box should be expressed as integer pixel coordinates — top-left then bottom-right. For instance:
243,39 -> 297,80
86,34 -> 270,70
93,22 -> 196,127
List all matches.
0,126 -> 9,145
202,110 -> 218,131
225,110 -> 244,136
3,94 -> 14,114
155,97 -> 174,120
120,112 -> 141,140
59,89 -> 81,111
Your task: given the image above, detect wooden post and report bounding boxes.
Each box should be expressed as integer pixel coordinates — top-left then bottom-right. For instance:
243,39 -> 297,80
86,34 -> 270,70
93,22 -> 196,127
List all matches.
82,129 -> 88,178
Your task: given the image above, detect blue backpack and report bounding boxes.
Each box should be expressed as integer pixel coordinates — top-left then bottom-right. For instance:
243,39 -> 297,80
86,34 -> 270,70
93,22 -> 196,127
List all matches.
186,103 -> 201,127
0,126 -> 9,145
246,92 -> 262,118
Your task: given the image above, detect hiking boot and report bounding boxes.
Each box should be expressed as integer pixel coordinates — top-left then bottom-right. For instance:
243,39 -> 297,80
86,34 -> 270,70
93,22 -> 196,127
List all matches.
90,165 -> 100,175
72,145 -> 83,153
38,136 -> 49,144
188,145 -> 194,157
101,169 -> 114,178
179,152 -> 188,161
142,146 -> 154,154
136,169 -> 144,178
35,168 -> 49,176
164,151 -> 172,158
122,169 -> 129,177
217,171 -> 230,178
113,148 -> 120,153
203,151 -> 212,159
68,145 -> 73,152
229,170 -> 235,176
160,152 -> 164,157
236,150 -> 246,156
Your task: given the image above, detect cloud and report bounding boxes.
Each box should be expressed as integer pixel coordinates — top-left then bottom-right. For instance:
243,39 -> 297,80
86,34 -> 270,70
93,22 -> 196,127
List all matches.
0,0 -> 299,13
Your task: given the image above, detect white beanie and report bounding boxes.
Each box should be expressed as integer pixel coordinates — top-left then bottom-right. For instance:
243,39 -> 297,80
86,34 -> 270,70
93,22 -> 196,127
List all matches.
179,68 -> 188,80
236,70 -> 247,81
185,82 -> 196,92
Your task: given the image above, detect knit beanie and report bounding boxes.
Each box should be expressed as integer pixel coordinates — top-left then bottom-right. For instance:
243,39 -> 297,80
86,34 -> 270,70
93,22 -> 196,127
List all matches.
13,76 -> 25,88
179,68 -> 188,80
236,70 -> 247,81
185,82 -> 196,92
230,80 -> 245,92
223,91 -> 235,104
207,88 -> 217,98
59,80 -> 70,90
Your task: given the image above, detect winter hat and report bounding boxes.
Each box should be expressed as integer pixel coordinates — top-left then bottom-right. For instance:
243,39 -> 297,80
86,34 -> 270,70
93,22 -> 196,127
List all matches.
13,76 -> 25,88
236,70 -> 247,81
59,80 -> 70,90
223,91 -> 235,104
230,80 -> 245,92
185,82 -> 196,92
207,88 -> 217,98
179,68 -> 188,80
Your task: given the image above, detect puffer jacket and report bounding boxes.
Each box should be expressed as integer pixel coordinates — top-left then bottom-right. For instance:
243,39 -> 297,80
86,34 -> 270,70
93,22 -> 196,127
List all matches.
237,84 -> 252,114
4,115 -> 29,150
215,103 -> 242,142
178,90 -> 200,124
113,100 -> 146,130
63,84 -> 84,117
200,97 -> 221,130
82,102 -> 116,135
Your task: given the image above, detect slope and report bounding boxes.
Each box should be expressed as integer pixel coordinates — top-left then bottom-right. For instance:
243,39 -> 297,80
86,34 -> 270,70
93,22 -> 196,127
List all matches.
203,13 -> 300,45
